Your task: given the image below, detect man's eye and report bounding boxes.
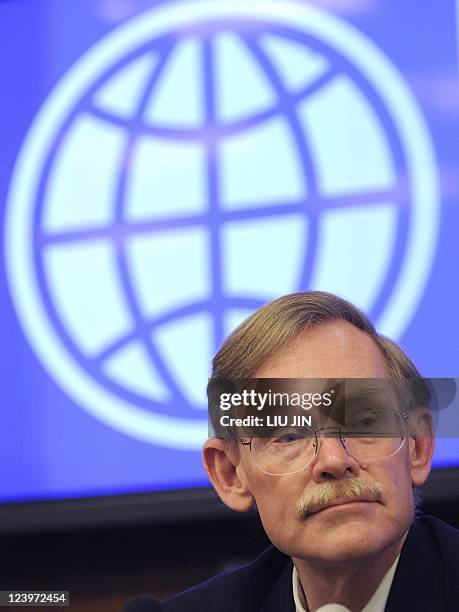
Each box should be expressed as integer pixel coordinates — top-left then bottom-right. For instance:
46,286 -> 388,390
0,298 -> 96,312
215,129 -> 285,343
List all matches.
274,433 -> 301,444
359,417 -> 377,427
349,413 -> 379,429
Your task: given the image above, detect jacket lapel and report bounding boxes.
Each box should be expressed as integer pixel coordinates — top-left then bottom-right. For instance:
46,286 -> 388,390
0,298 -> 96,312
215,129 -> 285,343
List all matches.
385,519 -> 445,612
260,557 -> 296,611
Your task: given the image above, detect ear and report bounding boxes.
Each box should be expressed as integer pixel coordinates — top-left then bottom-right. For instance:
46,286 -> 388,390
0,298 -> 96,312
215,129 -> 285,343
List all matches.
203,438 -> 255,513
407,408 -> 435,487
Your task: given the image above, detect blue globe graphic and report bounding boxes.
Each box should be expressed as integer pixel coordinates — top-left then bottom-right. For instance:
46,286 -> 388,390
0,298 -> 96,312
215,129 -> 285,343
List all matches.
5,1 -> 439,447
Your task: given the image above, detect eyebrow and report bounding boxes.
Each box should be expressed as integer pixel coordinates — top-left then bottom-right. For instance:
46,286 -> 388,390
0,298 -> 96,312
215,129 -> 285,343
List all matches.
344,387 -> 394,400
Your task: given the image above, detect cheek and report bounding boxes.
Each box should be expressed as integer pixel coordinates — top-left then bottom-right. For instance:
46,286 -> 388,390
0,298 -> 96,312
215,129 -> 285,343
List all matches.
248,474 -> 304,535
376,450 -> 414,520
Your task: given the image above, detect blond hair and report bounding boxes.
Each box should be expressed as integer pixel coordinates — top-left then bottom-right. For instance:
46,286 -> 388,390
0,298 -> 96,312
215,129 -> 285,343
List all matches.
208,291 -> 427,434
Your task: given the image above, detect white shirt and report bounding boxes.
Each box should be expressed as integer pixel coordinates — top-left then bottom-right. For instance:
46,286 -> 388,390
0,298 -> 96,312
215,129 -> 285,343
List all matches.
292,553 -> 400,612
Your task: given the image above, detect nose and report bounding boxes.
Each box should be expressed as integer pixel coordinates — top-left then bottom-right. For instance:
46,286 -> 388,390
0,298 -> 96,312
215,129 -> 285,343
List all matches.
311,434 -> 360,482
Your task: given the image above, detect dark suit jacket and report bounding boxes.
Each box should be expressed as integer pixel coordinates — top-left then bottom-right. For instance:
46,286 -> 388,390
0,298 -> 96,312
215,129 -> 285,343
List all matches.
124,515 -> 459,611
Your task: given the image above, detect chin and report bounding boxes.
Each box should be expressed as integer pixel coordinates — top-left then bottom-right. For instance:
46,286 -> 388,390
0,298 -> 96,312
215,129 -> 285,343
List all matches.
288,516 -> 398,563
308,528 -> 387,563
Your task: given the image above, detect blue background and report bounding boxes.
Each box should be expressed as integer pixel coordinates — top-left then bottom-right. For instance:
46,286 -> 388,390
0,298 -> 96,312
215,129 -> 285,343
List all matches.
0,0 -> 458,504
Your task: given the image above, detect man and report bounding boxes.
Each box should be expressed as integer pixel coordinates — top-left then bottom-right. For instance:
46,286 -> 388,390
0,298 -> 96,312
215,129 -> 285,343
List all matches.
124,292 -> 459,611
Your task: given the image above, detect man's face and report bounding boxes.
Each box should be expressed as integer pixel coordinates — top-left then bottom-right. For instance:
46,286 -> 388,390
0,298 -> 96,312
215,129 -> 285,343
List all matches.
234,321 -> 420,563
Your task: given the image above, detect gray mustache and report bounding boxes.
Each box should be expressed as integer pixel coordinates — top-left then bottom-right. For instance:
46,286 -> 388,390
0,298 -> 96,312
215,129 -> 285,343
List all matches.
296,479 -> 384,518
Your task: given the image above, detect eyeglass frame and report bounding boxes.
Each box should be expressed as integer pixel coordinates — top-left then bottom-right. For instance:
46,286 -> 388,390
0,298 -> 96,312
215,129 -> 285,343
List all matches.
236,407 -> 413,474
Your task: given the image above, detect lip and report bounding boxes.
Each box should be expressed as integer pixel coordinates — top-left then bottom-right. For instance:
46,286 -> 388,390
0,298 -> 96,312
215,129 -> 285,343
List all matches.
308,500 -> 377,516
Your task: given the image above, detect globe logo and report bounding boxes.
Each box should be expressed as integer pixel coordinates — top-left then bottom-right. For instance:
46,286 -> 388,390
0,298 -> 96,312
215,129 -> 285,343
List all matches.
5,0 -> 439,449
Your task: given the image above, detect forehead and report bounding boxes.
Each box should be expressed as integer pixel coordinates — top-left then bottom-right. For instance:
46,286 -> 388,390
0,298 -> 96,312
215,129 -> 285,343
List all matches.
254,320 -> 388,379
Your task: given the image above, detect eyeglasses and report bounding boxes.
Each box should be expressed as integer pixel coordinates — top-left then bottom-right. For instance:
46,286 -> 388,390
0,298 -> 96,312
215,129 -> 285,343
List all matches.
239,408 -> 409,476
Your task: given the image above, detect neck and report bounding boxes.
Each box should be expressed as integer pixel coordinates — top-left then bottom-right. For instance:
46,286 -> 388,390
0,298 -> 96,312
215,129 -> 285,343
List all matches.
293,531 -> 408,612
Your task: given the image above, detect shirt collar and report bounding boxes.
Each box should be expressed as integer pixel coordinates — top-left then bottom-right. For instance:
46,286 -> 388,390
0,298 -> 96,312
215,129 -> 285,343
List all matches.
292,553 -> 401,612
